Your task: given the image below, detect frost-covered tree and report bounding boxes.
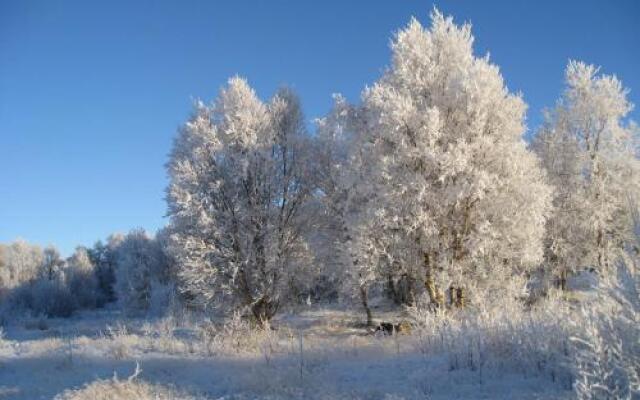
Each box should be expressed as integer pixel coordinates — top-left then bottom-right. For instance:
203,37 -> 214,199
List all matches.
0,241 -> 74,317
533,115 -> 587,290
167,78 -> 316,323
0,240 -> 44,288
115,229 -> 163,314
352,10 -> 552,308
39,245 -> 64,281
148,227 -> 179,312
66,246 -> 100,308
313,95 -> 383,323
154,226 -> 177,285
88,233 -> 125,303
534,62 -> 640,285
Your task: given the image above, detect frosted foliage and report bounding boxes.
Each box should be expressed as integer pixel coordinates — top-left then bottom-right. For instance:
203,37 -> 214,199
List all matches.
115,229 -> 163,314
350,10 -> 552,303
66,247 -> 94,273
3,8 -> 640,400
313,96 -> 373,295
65,247 -> 100,309
40,246 -> 64,281
534,61 -> 640,278
167,78 -> 315,321
0,240 -> 44,288
570,262 -> 640,399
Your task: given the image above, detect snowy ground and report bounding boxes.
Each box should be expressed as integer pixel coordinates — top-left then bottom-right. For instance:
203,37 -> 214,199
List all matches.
0,306 -> 573,399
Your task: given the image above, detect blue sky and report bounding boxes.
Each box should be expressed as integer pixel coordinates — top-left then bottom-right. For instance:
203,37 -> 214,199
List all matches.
1,0 -> 638,256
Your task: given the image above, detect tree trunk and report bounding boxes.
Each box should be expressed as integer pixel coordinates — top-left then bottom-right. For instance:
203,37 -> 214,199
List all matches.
559,270 -> 567,291
449,286 -> 456,307
424,253 -> 444,308
406,275 -> 416,306
596,229 -> 610,272
236,266 -> 254,307
386,273 -> 398,304
359,285 -> 373,327
390,273 -> 415,306
455,287 -> 465,308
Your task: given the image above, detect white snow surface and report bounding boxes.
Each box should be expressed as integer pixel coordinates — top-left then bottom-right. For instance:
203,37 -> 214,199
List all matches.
0,305 -> 571,399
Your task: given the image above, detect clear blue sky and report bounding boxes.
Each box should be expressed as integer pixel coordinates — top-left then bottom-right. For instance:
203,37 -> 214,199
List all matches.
1,1 -> 638,256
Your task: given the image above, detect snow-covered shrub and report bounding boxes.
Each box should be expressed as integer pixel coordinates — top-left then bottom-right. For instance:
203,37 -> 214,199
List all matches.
197,319 -> 224,357
193,311 -> 283,356
408,290 -> 574,385
407,258 -> 639,396
54,364 -> 196,400
146,316 -> 190,355
20,279 -> 76,318
101,322 -> 139,360
55,379 -> 195,400
570,262 -> 640,399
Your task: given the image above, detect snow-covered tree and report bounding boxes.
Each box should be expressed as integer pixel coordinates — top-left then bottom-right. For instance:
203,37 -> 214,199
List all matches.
166,78 -> 316,323
0,240 -> 44,288
115,229 -> 163,315
313,95 -> 383,323
532,114 -> 587,290
39,245 -> 64,281
351,10 -> 552,308
89,233 -> 126,303
534,61 -> 640,284
154,226 -> 177,285
66,246 -> 100,308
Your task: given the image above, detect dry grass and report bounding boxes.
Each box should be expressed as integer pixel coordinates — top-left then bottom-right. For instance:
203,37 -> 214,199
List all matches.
54,378 -> 195,400
54,364 -> 196,400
